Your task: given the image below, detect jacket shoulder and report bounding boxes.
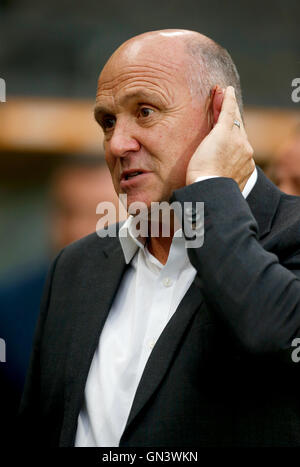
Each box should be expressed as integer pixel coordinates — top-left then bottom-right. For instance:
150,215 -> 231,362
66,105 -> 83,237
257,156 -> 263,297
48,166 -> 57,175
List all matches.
53,223 -> 123,274
273,192 -> 300,231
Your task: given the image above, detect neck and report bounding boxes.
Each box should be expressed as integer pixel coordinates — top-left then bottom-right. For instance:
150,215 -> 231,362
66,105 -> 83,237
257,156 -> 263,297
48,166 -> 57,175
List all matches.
147,235 -> 173,265
146,211 -> 180,264
136,207 -> 181,264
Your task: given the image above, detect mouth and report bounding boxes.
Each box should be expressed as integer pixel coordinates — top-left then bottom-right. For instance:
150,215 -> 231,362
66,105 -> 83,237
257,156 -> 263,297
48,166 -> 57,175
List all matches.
123,171 -> 144,181
120,169 -> 150,181
120,169 -> 151,189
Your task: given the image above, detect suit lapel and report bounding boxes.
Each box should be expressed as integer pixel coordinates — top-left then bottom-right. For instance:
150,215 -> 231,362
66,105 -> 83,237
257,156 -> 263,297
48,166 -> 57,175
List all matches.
61,235 -> 203,446
246,166 -> 281,238
120,280 -> 203,443
60,236 -> 127,446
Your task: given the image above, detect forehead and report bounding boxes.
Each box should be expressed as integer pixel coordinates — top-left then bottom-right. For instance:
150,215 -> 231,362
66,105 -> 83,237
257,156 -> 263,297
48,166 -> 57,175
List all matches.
96,37 -> 190,106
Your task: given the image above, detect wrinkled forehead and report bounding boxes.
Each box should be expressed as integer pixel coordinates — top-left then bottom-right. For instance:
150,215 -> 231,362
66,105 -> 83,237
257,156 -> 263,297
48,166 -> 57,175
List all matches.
97,35 -> 190,93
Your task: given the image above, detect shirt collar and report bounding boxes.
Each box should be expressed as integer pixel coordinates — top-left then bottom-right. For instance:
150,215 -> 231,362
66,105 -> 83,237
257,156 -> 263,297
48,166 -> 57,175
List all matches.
119,216 -> 145,264
242,167 -> 257,199
119,217 -> 189,266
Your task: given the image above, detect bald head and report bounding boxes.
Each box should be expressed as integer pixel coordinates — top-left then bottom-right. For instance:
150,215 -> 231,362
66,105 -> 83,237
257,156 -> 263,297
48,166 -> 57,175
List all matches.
103,29 -> 243,115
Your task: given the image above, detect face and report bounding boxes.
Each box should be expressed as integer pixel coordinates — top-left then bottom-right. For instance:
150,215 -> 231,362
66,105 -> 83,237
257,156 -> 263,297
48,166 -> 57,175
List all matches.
275,134 -> 300,196
94,34 -> 210,210
50,165 -> 123,252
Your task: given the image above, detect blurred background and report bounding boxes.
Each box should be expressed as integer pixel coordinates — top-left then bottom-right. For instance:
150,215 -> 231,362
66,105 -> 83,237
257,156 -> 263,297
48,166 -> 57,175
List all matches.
0,0 -> 299,444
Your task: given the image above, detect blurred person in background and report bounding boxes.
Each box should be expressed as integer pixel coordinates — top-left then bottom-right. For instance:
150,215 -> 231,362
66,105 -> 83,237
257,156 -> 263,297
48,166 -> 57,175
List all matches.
50,158 -> 124,252
270,126 -> 300,196
0,157 -> 123,443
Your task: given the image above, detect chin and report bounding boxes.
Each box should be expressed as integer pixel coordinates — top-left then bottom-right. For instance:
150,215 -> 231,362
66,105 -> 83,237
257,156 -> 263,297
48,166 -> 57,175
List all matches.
118,185 -> 169,210
127,194 -> 151,208
120,192 -> 155,215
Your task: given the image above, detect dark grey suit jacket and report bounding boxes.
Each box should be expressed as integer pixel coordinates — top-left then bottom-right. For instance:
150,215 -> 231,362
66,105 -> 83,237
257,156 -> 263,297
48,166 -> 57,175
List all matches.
19,167 -> 300,446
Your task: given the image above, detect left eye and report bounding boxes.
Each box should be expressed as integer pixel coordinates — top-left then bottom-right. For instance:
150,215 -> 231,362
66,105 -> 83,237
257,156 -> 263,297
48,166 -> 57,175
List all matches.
139,107 -> 154,117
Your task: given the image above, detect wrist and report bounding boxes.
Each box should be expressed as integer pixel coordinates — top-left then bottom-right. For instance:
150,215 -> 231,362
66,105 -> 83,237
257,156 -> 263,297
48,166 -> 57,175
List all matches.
186,174 -> 221,186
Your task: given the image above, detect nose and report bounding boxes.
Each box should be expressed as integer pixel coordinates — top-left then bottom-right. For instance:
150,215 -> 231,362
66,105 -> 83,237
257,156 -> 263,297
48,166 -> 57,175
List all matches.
108,118 -> 140,157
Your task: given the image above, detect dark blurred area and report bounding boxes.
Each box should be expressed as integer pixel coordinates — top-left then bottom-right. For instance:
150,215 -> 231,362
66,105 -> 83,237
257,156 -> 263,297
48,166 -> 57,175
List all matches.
267,125 -> 300,195
0,0 -> 299,447
0,0 -> 299,106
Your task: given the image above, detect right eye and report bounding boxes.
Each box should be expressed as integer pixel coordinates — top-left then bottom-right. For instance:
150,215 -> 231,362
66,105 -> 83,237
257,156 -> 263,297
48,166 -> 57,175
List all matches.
102,116 -> 116,131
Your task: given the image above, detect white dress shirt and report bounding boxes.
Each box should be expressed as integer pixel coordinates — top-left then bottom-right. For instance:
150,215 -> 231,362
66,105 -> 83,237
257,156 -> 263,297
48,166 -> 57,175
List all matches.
75,168 -> 257,447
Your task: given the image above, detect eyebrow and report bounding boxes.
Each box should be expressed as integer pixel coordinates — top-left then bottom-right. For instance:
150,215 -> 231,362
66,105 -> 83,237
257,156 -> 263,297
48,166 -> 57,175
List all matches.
94,103 -> 112,122
94,89 -> 166,121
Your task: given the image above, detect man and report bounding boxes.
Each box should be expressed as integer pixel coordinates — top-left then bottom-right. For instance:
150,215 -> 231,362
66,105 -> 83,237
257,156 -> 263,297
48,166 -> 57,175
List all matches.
19,29 -> 300,447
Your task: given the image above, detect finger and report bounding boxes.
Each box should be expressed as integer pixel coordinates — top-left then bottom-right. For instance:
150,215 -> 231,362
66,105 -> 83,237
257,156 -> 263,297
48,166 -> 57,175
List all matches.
212,85 -> 224,125
220,86 -> 247,137
218,86 -> 244,129
217,86 -> 237,127
231,88 -> 246,134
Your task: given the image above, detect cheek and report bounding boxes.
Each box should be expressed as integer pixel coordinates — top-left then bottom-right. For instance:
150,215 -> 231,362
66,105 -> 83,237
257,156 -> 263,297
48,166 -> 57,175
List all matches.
105,150 -> 116,175
181,118 -> 208,158
153,125 -> 182,157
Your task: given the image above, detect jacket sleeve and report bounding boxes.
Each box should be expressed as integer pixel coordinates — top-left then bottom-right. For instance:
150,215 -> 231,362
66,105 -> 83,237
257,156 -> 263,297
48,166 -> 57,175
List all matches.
171,177 -> 300,361
17,250 -> 64,444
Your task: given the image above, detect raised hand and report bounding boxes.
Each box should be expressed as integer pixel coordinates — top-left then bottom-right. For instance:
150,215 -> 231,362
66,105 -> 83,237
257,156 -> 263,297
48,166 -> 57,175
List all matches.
186,86 -> 255,191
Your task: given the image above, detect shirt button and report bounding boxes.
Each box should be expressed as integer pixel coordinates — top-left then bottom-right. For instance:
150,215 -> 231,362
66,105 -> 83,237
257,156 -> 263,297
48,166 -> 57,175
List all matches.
149,339 -> 155,349
163,277 -> 173,287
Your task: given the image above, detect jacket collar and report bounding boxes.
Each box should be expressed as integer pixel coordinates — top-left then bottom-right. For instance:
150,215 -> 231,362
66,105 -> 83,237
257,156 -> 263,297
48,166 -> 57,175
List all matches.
246,166 -> 282,238
60,234 -> 127,446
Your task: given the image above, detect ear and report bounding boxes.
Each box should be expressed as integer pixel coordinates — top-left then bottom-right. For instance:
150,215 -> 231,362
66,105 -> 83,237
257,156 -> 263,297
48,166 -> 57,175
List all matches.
211,85 -> 224,126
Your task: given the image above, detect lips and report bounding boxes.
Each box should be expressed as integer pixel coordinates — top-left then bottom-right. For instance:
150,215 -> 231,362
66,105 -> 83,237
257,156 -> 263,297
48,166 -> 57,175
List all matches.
125,171 -> 143,180
121,169 -> 147,181
119,169 -> 151,189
